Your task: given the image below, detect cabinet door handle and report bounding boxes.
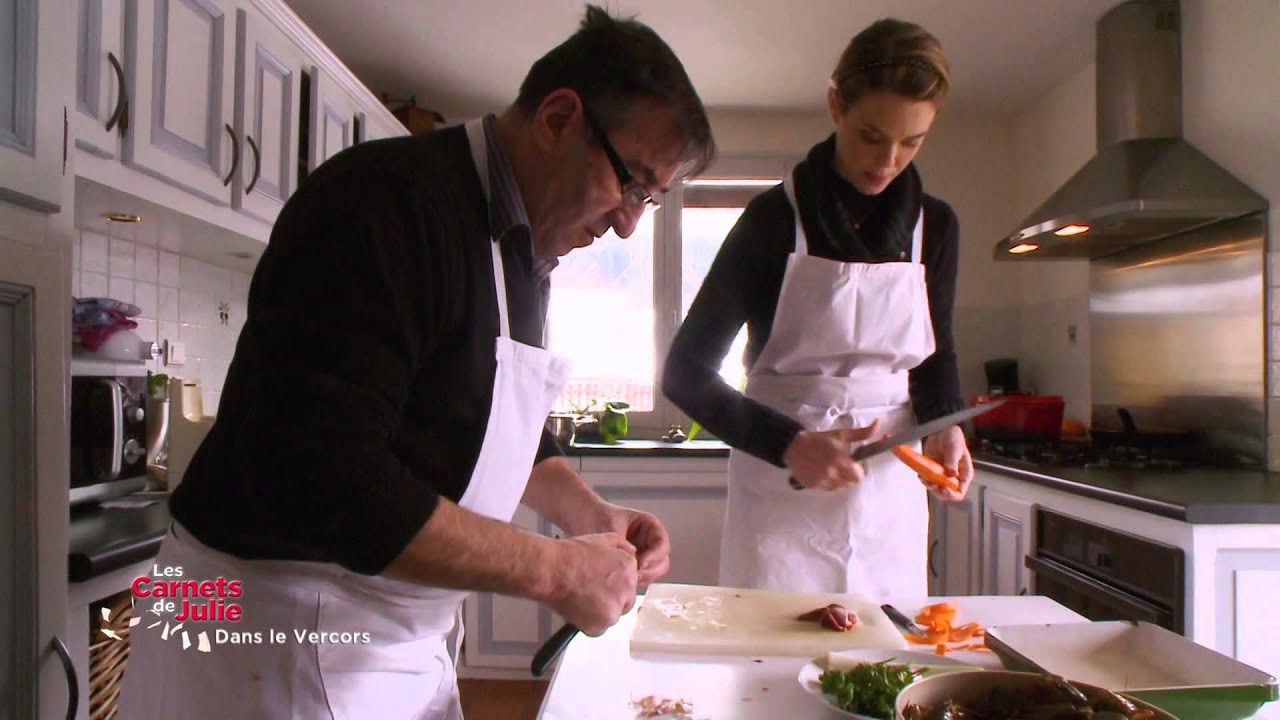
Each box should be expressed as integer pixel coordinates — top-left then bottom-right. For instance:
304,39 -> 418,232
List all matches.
928,539 -> 940,578
51,635 -> 78,720
105,52 -> 129,134
223,124 -> 240,186
245,135 -> 262,194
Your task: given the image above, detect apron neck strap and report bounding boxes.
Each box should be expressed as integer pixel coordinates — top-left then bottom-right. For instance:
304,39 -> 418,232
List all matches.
910,208 -> 924,264
781,175 -> 809,255
465,117 -> 511,339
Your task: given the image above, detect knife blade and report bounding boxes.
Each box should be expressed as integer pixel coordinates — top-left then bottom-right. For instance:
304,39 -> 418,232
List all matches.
787,399 -> 1005,491
880,603 -> 924,636
851,399 -> 1005,461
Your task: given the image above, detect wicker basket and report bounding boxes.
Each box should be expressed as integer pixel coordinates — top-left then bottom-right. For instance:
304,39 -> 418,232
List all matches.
88,591 -> 135,720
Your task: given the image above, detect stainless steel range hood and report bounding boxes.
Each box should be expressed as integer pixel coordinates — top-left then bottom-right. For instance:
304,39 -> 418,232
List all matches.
994,0 -> 1267,260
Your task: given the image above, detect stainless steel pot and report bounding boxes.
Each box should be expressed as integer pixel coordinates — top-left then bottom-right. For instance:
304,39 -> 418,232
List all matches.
545,413 -> 576,447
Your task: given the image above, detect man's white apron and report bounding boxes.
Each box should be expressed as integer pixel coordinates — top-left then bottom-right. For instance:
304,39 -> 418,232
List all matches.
119,118 -> 570,719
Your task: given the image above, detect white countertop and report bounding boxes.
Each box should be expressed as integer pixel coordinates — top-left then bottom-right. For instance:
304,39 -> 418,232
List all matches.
536,595 -> 1088,720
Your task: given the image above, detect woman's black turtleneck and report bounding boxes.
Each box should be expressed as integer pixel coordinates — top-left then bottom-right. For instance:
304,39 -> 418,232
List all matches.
662,135 -> 967,468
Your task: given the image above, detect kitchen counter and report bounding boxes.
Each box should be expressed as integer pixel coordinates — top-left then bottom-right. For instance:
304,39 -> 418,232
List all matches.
975,454 -> 1280,524
564,438 -> 730,457
68,491 -> 171,582
537,595 -> 1088,719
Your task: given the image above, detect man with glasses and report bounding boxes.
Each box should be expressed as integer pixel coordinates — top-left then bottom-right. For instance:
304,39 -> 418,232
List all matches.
120,5 -> 715,719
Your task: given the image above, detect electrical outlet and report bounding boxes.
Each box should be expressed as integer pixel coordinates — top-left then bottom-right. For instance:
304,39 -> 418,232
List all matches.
165,340 -> 187,366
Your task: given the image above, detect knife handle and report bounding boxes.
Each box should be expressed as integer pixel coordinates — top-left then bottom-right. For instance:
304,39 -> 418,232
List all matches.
531,623 -> 580,677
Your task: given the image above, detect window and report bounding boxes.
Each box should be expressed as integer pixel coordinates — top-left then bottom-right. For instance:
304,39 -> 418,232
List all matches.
546,209 -> 657,413
545,159 -> 792,433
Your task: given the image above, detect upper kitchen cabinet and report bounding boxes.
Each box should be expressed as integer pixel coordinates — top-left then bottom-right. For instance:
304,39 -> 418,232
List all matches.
74,0 -> 127,161
124,0 -> 239,206
306,66 -> 363,173
232,6 -> 303,225
0,0 -> 69,213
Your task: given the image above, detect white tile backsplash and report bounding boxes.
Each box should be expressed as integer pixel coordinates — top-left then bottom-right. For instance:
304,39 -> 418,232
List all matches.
77,231 -> 253,413
82,232 -> 108,274
158,286 -> 179,322
109,238 -> 135,278
159,251 -> 180,287
107,276 -> 133,304
81,271 -> 108,298
135,245 -> 158,283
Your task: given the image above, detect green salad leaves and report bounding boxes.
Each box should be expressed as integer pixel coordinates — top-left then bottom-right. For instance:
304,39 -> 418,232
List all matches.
819,660 -> 924,718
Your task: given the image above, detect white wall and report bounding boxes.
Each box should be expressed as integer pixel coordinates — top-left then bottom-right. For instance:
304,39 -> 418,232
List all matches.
1008,64 -> 1095,422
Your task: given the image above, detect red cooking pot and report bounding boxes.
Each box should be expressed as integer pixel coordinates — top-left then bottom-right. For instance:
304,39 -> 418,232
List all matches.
971,394 -> 1065,441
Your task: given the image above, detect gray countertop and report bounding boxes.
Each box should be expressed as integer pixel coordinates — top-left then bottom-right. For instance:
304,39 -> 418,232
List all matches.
68,492 -> 172,582
974,453 -> 1280,524
564,438 -> 730,457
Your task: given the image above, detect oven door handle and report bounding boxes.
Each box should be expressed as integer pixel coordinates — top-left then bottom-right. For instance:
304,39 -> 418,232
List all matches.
97,379 -> 124,481
1025,554 -> 1169,624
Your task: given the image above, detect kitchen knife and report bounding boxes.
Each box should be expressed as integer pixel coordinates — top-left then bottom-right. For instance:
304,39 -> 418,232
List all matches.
880,603 -> 925,636
788,398 -> 1005,491
531,623 -> 579,678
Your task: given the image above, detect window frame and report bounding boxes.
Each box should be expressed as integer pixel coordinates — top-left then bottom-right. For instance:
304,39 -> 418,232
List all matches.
627,155 -> 796,437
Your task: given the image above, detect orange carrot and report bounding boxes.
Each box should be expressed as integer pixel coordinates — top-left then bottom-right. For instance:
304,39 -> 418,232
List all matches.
892,445 -> 960,492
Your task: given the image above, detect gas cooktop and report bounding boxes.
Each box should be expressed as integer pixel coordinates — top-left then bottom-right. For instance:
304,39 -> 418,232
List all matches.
975,438 -> 1248,472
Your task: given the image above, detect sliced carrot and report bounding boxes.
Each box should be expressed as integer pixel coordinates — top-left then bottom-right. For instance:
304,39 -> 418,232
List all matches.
892,445 -> 960,492
906,603 -> 989,655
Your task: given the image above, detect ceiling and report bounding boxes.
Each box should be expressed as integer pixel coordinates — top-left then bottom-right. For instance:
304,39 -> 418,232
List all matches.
282,0 -> 1121,121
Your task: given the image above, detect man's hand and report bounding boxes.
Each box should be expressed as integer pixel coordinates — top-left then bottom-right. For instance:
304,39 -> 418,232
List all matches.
593,504 -> 671,587
784,420 -> 881,490
922,424 -> 973,501
522,457 -> 672,588
546,533 -> 639,636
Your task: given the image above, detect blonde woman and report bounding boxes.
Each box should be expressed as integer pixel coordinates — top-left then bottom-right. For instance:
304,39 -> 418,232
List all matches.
662,18 -> 970,598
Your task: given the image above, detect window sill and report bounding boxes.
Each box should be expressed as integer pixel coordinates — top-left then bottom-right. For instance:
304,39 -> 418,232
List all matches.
563,439 -> 730,457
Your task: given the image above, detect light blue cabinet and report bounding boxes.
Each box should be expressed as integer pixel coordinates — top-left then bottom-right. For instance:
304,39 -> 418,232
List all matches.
0,0 -> 65,212
123,0 -> 238,205
74,0 -> 127,160
1,240 -> 73,720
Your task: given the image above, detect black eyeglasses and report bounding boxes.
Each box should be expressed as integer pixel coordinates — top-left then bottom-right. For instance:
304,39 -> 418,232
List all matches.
582,109 -> 661,209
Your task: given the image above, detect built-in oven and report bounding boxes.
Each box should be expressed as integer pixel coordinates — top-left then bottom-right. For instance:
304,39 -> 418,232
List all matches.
1027,508 -> 1185,634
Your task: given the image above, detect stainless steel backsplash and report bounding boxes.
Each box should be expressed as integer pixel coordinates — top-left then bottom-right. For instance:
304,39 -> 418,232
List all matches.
1089,213 -> 1267,465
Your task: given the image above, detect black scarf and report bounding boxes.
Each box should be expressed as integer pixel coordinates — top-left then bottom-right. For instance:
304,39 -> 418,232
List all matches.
790,134 -> 924,261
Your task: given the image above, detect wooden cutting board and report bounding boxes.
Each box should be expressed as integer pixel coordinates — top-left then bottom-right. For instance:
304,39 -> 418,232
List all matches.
629,583 -> 908,658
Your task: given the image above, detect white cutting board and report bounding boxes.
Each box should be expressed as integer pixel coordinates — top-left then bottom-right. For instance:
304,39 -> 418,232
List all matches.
629,583 -> 908,658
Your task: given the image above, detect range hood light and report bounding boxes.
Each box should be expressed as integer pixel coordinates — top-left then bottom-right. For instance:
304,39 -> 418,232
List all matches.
1009,242 -> 1040,254
993,0 -> 1267,261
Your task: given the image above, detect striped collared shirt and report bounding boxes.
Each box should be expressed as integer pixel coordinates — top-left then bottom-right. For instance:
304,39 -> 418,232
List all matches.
482,114 -> 558,281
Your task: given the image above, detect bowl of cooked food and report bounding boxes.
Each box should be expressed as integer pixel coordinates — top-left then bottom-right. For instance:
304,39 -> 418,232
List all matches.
896,670 -> 1178,719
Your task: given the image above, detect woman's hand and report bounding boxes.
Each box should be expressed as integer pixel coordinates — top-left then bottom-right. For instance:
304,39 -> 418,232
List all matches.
921,425 -> 973,501
784,419 -> 881,490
